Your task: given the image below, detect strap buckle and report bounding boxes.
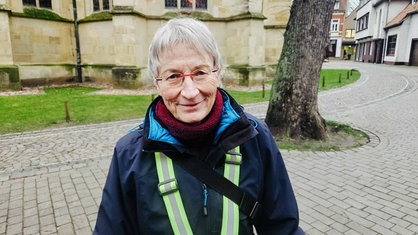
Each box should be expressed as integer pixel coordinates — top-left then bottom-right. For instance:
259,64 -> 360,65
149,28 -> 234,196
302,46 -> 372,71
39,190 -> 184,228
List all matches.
240,192 -> 262,221
225,155 -> 242,165
158,178 -> 178,196
249,201 -> 261,220
225,148 -> 242,165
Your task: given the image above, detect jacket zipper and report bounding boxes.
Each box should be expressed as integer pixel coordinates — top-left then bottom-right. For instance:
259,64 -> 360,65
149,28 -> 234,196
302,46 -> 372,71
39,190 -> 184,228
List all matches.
202,184 -> 208,216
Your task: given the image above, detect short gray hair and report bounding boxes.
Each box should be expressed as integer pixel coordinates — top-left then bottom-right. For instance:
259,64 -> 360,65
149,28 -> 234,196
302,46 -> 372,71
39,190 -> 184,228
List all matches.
148,17 -> 222,80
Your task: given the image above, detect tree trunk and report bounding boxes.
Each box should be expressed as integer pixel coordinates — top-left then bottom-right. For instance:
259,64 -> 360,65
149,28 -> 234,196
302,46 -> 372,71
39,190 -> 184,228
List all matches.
265,0 -> 335,140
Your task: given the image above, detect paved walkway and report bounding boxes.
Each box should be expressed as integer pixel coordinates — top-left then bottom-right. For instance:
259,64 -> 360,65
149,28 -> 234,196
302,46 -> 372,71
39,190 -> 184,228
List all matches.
1,61 -> 417,234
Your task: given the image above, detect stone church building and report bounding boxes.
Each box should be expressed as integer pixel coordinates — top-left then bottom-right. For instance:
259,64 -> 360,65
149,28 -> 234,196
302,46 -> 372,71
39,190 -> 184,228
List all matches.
0,0 -> 291,90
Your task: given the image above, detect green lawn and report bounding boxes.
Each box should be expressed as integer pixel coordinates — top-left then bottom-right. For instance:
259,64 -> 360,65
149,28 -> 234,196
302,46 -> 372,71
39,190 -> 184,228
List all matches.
0,69 -> 360,134
0,86 -> 152,134
319,69 -> 360,90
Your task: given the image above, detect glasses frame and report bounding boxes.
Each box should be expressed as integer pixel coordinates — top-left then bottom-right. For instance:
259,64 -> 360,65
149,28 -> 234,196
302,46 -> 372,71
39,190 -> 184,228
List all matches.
155,68 -> 219,87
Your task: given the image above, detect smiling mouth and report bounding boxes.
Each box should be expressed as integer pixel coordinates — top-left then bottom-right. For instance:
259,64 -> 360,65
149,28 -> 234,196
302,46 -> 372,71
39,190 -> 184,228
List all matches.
183,103 -> 198,107
180,100 -> 204,107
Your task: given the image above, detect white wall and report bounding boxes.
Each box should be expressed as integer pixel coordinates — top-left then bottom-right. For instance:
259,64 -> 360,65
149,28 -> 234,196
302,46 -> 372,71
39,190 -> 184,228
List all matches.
387,1 -> 410,20
406,14 -> 418,52
385,10 -> 418,64
355,0 -> 373,40
373,5 -> 385,39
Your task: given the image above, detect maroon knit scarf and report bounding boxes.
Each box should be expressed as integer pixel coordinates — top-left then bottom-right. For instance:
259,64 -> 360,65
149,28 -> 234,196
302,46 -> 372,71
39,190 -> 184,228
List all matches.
155,90 -> 223,146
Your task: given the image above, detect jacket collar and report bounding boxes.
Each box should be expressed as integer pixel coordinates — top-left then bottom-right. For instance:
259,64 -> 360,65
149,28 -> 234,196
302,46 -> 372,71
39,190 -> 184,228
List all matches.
143,89 -> 257,159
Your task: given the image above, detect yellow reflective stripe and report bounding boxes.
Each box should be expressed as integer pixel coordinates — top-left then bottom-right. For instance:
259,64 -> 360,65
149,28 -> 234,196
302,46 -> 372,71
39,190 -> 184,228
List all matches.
156,147 -> 242,235
221,146 -> 241,235
156,153 -> 193,235
225,153 -> 242,165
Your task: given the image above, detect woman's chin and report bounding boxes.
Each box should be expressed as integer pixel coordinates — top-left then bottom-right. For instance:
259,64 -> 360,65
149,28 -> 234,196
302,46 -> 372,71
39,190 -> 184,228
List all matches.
176,113 -> 206,124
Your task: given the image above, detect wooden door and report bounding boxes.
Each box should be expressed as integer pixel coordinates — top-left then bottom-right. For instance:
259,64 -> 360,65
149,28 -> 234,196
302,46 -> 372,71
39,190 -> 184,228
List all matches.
409,39 -> 418,66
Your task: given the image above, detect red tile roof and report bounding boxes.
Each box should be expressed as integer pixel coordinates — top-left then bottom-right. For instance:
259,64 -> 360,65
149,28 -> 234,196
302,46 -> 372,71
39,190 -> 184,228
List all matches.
386,2 -> 418,29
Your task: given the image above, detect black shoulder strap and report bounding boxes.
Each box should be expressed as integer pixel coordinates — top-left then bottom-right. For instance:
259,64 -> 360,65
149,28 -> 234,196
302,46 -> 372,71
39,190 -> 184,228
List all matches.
169,153 -> 263,224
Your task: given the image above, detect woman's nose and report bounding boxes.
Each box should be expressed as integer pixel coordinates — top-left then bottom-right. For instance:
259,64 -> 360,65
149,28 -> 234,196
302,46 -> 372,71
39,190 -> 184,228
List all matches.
180,76 -> 199,98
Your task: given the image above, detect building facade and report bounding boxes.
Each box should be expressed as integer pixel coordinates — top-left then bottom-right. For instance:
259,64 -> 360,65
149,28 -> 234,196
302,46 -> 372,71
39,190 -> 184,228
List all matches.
354,0 -> 418,65
329,0 -> 348,59
384,1 -> 418,65
0,0 -> 291,90
342,7 -> 356,60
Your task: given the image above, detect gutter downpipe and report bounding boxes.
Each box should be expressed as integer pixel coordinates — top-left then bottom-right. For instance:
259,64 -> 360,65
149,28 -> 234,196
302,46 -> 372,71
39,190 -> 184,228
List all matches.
72,0 -> 83,82
382,0 -> 391,63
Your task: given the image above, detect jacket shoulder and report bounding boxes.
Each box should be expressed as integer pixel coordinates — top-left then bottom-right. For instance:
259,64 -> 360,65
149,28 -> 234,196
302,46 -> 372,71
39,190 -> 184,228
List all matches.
244,112 -> 269,133
115,123 -> 145,151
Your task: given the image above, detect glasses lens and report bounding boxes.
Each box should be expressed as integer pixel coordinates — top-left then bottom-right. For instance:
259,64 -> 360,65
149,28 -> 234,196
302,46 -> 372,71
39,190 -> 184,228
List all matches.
164,74 -> 183,87
159,69 -> 216,87
193,71 -> 209,83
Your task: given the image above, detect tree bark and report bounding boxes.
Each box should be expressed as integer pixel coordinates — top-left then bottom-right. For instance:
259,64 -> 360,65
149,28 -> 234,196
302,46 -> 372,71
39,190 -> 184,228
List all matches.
265,0 -> 335,140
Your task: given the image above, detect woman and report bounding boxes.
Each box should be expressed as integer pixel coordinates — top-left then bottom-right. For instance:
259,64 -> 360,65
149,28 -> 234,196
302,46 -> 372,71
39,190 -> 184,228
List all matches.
94,17 -> 304,235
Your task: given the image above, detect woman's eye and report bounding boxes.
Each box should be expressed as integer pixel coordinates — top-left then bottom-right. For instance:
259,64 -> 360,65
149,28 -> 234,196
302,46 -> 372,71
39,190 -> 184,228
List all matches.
195,71 -> 208,76
167,74 -> 181,80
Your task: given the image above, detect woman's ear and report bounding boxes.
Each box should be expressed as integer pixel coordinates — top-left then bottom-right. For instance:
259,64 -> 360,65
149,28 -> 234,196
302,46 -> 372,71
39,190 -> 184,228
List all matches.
216,69 -> 222,88
155,81 -> 162,96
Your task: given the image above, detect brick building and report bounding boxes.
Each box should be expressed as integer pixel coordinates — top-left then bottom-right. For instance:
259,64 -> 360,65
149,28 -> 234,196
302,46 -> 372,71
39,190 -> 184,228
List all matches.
329,0 -> 348,59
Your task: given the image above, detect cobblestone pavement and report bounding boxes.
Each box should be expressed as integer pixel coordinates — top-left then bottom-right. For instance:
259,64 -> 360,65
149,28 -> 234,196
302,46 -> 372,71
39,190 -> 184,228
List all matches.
1,61 -> 418,234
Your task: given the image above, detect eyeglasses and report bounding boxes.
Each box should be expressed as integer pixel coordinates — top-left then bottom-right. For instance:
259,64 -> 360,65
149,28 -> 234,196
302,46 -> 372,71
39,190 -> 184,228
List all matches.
155,68 -> 218,88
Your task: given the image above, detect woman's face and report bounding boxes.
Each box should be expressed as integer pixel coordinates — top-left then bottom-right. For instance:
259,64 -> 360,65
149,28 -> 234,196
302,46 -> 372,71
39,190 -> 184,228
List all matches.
156,43 -> 220,124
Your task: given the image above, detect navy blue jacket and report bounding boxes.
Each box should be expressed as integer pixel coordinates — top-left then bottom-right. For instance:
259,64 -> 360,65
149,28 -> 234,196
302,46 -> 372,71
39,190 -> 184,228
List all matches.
94,89 -> 304,235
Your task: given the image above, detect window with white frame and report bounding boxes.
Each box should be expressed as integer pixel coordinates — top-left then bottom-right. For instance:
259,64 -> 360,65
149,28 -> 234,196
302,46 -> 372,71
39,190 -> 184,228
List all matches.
334,1 -> 340,10
356,13 -> 369,31
386,35 -> 397,56
165,0 -> 207,10
331,19 -> 339,32
23,0 -> 52,9
93,0 -> 111,12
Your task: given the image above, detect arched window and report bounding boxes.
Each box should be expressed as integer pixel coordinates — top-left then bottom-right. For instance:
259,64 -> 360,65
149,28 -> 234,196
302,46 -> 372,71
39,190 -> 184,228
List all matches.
165,0 -> 207,10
